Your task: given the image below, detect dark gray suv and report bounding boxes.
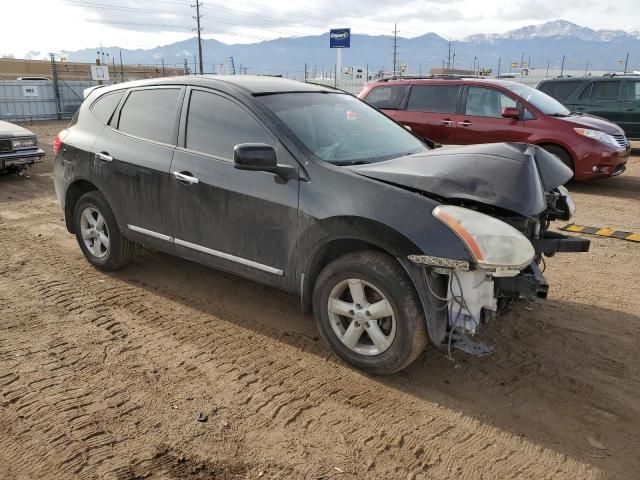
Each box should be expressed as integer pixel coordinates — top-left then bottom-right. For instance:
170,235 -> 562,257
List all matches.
53,76 -> 588,373
538,75 -> 640,139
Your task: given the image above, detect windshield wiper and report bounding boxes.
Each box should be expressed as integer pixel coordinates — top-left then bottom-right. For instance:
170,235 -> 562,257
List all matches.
332,160 -> 371,166
548,113 -> 570,117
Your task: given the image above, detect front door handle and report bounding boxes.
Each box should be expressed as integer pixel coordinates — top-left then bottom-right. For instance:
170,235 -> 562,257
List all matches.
442,119 -> 453,126
458,121 -> 472,127
95,152 -> 113,162
172,171 -> 199,185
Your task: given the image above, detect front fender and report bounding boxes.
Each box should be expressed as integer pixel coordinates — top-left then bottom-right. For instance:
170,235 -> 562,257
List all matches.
298,215 -> 454,345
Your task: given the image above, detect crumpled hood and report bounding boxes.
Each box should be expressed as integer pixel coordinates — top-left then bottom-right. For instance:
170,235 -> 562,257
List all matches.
348,142 -> 573,217
0,120 -> 35,137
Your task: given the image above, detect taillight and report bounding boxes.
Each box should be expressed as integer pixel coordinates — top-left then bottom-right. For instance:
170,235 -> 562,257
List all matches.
53,133 -> 62,156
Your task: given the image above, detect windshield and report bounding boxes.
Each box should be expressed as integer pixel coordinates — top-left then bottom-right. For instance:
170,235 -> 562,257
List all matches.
503,83 -> 572,116
258,92 -> 427,164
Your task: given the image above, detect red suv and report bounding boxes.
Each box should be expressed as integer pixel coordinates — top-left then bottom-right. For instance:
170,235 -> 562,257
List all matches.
359,78 -> 630,180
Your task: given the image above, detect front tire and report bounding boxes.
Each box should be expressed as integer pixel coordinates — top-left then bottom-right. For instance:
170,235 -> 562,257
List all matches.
541,144 -> 574,175
73,191 -> 135,271
313,250 -> 427,375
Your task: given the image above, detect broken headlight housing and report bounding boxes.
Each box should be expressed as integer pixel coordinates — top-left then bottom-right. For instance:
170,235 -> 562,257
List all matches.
557,185 -> 576,220
433,205 -> 535,272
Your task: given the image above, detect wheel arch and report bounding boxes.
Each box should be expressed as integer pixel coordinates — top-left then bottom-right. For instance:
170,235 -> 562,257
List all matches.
64,179 -> 100,233
300,217 -> 417,313
536,142 -> 576,171
299,216 -> 448,345
299,217 -> 447,344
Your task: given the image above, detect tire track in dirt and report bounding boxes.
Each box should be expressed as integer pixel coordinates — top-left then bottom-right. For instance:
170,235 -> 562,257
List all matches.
0,220 -> 603,479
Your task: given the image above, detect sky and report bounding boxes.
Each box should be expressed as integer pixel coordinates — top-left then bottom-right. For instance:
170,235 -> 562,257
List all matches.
1,0 -> 639,58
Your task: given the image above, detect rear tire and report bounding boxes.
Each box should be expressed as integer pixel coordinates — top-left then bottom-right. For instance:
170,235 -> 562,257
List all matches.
541,144 -> 574,174
73,191 -> 135,271
312,250 -> 427,375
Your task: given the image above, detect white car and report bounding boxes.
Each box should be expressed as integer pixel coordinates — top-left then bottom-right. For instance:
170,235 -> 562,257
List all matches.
0,121 -> 45,174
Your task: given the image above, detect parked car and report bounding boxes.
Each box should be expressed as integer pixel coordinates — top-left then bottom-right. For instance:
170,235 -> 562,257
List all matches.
53,76 -> 588,374
359,78 -> 630,180
0,120 -> 45,174
538,75 -> 640,139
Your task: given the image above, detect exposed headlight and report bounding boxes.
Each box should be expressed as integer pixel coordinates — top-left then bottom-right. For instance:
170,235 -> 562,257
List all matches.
573,128 -> 620,149
557,185 -> 576,219
433,205 -> 535,271
12,136 -> 37,148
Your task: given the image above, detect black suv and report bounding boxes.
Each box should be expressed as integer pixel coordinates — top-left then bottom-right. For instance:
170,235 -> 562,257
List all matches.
538,75 -> 640,139
53,76 -> 587,374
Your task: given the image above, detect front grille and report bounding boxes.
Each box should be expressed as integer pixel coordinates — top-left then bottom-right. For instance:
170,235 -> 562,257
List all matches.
612,134 -> 629,149
0,139 -> 13,153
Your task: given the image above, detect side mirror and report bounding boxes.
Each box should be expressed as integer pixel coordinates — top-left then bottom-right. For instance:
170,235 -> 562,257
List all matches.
501,107 -> 520,119
233,143 -> 296,179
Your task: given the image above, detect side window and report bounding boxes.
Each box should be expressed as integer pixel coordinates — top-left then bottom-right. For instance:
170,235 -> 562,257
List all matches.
590,81 -> 621,101
117,88 -> 181,144
407,85 -> 460,113
90,91 -> 124,124
364,85 -> 407,109
185,90 -> 273,160
578,83 -> 592,100
465,87 -> 516,118
539,81 -> 582,101
624,81 -> 640,101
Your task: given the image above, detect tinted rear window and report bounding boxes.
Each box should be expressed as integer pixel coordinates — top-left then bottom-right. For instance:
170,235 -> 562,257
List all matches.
117,88 -> 181,144
538,81 -> 582,101
91,91 -> 125,124
590,81 -> 621,101
624,81 -> 640,101
364,85 -> 407,109
407,85 -> 460,113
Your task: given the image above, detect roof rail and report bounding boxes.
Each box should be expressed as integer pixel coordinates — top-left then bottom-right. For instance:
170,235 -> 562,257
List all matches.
377,74 -> 480,82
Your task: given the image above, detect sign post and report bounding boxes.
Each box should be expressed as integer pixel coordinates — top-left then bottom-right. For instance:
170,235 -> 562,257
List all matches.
330,28 -> 351,85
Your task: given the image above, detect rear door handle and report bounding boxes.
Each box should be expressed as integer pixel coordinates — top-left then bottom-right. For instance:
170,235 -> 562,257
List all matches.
458,121 -> 472,127
172,171 -> 199,185
95,152 -> 113,162
625,108 -> 634,111
441,119 -> 453,126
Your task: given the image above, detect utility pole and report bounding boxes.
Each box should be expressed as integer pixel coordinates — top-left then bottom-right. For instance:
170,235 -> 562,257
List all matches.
304,62 -> 308,82
623,52 -> 629,74
392,24 -> 399,76
161,58 -> 165,77
546,61 -> 550,78
497,57 -> 501,77
585,60 -> 589,76
560,54 -> 566,77
192,1 -> 204,74
447,40 -> 451,70
119,50 -> 125,81
520,51 -> 525,68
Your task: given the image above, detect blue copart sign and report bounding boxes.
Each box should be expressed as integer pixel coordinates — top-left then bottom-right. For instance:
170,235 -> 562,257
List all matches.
330,28 -> 351,48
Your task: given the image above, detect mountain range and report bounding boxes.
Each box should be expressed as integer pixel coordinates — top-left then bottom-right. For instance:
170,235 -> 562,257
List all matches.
31,20 -> 640,76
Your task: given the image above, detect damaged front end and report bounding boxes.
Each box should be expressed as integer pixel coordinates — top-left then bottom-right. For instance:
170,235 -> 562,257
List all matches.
359,143 -> 591,354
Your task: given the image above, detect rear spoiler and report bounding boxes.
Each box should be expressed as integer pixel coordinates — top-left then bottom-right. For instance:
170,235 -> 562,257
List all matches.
83,85 -> 106,99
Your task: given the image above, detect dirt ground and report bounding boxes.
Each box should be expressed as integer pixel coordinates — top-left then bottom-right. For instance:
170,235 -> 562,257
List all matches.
0,121 -> 638,480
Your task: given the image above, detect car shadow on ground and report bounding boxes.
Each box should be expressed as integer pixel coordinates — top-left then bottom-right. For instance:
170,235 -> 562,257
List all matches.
569,171 -> 640,201
106,248 -> 640,479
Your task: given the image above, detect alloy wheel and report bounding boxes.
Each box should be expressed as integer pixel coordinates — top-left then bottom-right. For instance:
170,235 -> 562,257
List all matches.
80,206 -> 110,258
327,278 -> 396,356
